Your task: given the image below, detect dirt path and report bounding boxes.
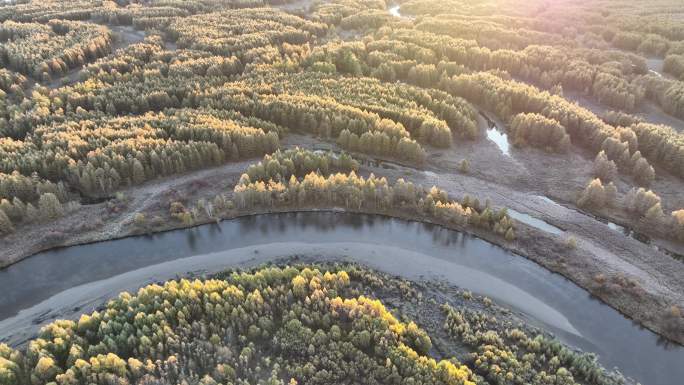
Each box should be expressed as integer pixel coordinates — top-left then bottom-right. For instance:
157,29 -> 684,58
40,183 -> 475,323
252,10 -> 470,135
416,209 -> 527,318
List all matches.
81,159 -> 256,241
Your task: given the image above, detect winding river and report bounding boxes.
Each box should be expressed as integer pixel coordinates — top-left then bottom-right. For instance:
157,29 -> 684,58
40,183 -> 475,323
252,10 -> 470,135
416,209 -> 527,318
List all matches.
0,212 -> 681,385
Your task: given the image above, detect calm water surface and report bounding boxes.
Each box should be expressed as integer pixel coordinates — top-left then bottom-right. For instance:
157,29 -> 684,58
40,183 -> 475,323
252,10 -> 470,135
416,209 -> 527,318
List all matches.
0,212 -> 681,385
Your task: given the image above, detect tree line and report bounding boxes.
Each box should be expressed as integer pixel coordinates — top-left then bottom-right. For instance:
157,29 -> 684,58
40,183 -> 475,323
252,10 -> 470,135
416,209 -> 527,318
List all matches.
200,84 -> 433,163
1,108 -> 280,200
634,74 -> 684,120
166,8 -> 327,58
243,147 -> 359,183
399,0 -> 684,59
310,0 -> 389,27
383,1 -> 684,120
442,303 -> 622,385
0,192 -> 66,234
578,171 -> 684,245
0,0 -> 97,23
93,3 -> 191,26
233,156 -> 516,240
441,72 -> 657,186
365,27 -> 647,112
509,113 -> 571,153
241,68 -> 479,143
0,20 -> 112,81
664,54 -> 684,80
305,32 -> 679,185
0,170 -> 71,233
0,68 -> 27,94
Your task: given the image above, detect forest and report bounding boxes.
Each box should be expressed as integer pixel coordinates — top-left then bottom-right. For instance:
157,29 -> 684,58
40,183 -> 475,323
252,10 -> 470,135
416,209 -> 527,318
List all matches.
230,148 -> 516,239
0,0 -> 684,381
0,264 -> 626,385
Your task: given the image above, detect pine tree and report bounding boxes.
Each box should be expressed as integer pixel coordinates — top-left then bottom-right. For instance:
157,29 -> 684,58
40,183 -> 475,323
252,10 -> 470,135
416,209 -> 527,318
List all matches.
578,179 -> 608,208
625,187 -> 662,216
459,159 -> 470,174
10,197 -> 25,222
132,160 -> 146,185
645,203 -> 664,224
672,209 -> 684,241
633,157 -> 655,186
0,209 -> 13,234
593,151 -> 617,182
39,193 -> 64,220
26,203 -> 40,223
505,227 -> 515,241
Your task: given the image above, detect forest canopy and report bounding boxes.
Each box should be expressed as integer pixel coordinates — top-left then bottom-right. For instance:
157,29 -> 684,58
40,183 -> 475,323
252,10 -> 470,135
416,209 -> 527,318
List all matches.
0,264 -> 625,385
1,0 -> 684,381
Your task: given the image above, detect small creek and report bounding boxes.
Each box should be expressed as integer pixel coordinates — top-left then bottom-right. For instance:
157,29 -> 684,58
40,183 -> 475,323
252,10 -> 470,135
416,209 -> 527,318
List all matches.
0,212 -> 681,385
480,111 -> 511,156
507,208 -> 563,235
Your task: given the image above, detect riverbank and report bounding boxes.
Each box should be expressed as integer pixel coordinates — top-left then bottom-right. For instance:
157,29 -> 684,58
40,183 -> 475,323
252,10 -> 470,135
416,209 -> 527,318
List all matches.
134,206 -> 684,345
2,192 -> 684,346
0,240 -> 578,347
3,214 -> 682,385
1,139 -> 683,344
0,259 -> 635,385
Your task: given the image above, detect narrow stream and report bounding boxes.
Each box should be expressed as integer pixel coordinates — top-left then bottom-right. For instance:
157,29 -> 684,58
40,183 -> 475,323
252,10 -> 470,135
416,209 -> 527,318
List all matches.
507,208 -> 563,235
0,212 -> 681,385
537,195 -> 654,242
486,128 -> 511,155
646,58 -> 665,78
479,111 -> 511,156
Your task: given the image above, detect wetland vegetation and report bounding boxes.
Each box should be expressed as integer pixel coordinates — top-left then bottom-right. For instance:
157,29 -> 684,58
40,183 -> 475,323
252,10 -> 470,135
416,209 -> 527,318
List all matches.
1,0 -> 684,384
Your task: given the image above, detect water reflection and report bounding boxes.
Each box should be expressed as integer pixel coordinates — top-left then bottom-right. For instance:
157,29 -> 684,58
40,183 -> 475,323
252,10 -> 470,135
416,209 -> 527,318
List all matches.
508,209 -> 563,235
480,111 -> 511,156
487,127 -> 511,155
0,212 -> 681,385
388,5 -> 414,20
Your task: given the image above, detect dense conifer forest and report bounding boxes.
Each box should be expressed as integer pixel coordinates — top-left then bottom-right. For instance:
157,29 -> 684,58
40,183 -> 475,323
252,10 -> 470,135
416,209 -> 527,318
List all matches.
1,0 -> 684,382
1,0 -> 683,243
0,264 -> 627,385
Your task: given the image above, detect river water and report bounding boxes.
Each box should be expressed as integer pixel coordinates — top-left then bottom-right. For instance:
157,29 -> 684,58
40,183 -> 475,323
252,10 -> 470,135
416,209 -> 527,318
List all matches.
479,110 -> 512,156
0,212 -> 681,385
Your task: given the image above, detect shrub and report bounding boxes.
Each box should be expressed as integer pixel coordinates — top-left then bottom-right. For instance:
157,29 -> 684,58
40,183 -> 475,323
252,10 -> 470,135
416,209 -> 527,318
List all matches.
578,178 -> 617,208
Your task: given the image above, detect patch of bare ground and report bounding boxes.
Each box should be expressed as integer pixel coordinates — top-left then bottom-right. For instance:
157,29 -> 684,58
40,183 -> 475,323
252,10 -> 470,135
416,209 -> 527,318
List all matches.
0,158 -> 255,267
